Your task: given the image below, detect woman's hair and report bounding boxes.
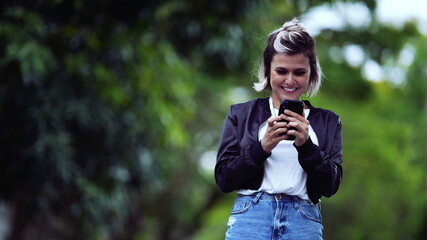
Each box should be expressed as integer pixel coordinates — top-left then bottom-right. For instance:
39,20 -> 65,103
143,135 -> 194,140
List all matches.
253,18 -> 322,98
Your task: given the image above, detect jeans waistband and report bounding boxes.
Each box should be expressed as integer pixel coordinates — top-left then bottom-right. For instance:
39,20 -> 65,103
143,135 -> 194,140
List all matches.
238,191 -> 314,205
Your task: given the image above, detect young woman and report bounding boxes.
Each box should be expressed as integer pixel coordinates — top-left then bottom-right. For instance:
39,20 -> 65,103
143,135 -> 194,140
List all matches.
215,18 -> 343,240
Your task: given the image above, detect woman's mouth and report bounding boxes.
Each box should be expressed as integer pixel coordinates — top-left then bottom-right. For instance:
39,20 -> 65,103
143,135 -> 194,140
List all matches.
282,87 -> 297,93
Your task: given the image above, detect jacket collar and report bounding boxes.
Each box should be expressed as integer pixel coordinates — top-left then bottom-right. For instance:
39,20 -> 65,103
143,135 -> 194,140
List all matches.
258,97 -> 320,122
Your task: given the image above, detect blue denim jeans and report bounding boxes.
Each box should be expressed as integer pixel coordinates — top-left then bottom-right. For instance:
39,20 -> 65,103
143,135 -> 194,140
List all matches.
225,192 -> 323,240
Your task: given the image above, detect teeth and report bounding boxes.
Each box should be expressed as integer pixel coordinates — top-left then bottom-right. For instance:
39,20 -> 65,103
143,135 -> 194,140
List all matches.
284,88 -> 296,91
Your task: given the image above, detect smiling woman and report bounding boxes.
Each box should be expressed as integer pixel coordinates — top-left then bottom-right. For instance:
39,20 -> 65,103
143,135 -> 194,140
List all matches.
214,18 -> 343,240
269,53 -> 310,104
254,18 -> 322,99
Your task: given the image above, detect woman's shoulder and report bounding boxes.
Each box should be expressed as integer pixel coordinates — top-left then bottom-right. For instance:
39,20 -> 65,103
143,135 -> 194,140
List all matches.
227,98 -> 270,120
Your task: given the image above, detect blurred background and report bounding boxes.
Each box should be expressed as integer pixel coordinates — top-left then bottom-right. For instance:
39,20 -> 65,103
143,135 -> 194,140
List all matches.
1,0 -> 426,239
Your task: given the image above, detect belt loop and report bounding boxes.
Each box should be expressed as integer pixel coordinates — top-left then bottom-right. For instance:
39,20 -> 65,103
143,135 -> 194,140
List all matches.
252,191 -> 264,204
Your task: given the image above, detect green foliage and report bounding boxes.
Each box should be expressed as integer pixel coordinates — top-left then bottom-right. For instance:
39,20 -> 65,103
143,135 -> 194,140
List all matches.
0,0 -> 257,239
316,86 -> 423,239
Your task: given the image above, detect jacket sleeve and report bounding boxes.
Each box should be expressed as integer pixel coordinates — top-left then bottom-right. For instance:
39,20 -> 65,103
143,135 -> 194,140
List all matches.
214,106 -> 270,193
295,117 -> 343,199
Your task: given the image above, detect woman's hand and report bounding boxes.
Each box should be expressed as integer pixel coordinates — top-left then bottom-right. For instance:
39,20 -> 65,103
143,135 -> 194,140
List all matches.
261,110 -> 310,153
260,115 -> 288,154
283,109 -> 310,146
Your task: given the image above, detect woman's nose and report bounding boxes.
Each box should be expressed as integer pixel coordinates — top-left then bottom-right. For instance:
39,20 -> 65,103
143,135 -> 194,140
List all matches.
284,74 -> 295,84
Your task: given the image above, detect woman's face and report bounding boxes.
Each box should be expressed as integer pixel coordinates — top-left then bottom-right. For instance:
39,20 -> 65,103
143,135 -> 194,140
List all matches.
269,53 -> 311,108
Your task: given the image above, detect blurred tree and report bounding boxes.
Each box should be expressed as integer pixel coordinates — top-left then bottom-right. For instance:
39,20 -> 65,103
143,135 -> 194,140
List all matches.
405,34 -> 427,240
0,0 -> 261,239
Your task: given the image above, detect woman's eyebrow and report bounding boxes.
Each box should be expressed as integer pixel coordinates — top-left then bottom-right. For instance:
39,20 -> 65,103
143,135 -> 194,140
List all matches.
274,66 -> 307,70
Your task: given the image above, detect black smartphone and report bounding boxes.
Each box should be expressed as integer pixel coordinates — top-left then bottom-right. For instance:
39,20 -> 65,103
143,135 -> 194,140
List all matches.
278,99 -> 305,140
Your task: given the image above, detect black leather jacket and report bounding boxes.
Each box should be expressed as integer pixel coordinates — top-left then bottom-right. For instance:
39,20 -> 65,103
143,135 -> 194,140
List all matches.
215,97 -> 343,204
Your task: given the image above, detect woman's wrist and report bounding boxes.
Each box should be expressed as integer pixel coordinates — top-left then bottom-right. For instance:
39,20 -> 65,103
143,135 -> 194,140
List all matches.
260,139 -> 271,154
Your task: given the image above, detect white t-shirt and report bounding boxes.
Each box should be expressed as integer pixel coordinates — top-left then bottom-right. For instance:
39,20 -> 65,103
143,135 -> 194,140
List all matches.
238,97 -> 319,200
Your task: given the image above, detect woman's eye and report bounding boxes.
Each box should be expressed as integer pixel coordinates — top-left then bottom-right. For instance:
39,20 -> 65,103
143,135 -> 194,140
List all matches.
276,69 -> 287,74
295,71 -> 307,76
